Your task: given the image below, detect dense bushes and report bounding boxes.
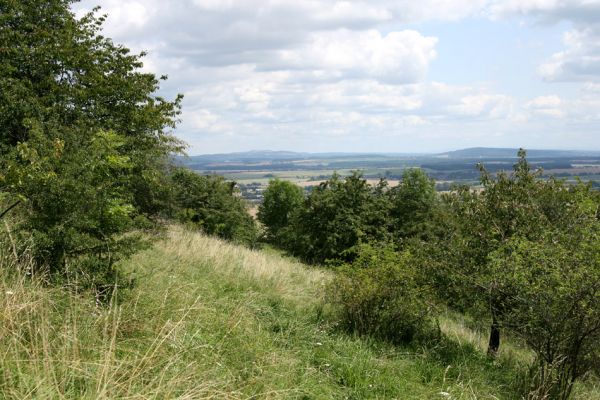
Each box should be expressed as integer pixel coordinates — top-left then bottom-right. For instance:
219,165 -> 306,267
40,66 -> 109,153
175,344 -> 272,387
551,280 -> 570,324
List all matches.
490,231 -> 600,400
0,0 -> 184,288
0,1 -> 257,289
261,169 -> 436,264
171,168 -> 258,247
423,151 -> 600,398
281,172 -> 390,263
328,244 -> 434,344
260,151 -> 600,399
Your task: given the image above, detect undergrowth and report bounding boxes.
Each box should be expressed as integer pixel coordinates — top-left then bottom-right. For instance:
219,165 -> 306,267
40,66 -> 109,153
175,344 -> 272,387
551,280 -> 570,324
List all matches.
0,225 -> 598,399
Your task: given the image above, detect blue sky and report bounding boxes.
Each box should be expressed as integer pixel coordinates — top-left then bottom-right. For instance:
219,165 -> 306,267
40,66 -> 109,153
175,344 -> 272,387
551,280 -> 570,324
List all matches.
75,0 -> 600,154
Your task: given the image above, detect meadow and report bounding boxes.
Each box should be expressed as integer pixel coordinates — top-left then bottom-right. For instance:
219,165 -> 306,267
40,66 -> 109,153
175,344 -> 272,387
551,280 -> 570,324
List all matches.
1,226 -> 599,399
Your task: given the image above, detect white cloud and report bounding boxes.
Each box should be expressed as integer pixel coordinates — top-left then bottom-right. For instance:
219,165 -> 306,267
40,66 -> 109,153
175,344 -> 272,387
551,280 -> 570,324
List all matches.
72,0 -> 600,152
538,26 -> 600,81
449,94 -> 515,118
274,30 -> 437,83
526,95 -> 566,117
528,94 -> 562,108
491,0 -> 600,82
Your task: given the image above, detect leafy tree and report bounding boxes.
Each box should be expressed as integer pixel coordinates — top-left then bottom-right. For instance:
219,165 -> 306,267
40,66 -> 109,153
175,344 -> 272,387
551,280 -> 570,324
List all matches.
0,0 -> 183,287
431,150 -> 599,358
389,168 -> 437,239
489,218 -> 599,399
284,172 -> 390,264
171,168 -> 258,246
257,179 -> 304,244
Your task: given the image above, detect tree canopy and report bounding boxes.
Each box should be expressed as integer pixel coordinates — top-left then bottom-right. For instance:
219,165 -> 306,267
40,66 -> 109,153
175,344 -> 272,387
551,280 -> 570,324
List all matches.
0,0 -> 183,287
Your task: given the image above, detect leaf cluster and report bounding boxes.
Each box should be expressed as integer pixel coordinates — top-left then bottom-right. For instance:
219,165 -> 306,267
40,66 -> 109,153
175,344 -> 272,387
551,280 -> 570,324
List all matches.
171,168 -> 258,247
0,0 -> 183,289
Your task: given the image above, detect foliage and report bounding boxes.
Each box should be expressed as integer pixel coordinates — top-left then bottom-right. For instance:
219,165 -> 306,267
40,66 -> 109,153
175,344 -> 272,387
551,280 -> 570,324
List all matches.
328,244 -> 434,344
0,0 -> 182,287
171,168 -> 258,246
389,168 -> 437,240
257,179 -> 304,244
428,151 -> 595,354
282,172 -> 390,263
490,226 -> 600,400
8,226 -> 590,399
416,149 -> 600,398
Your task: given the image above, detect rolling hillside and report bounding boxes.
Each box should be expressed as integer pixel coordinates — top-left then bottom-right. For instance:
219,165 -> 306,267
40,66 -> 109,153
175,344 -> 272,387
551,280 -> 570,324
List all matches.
1,226 -> 598,399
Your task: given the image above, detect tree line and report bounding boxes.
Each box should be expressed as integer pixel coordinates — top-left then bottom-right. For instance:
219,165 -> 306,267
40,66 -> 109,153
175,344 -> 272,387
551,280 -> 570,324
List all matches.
1,2 -> 599,399
257,155 -> 600,400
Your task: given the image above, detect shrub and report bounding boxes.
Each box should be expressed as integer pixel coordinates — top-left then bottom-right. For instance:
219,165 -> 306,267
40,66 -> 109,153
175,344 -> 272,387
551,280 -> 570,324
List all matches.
171,168 -> 258,246
0,1 -> 183,288
328,244 -> 433,344
283,172 -> 390,263
257,179 -> 304,244
490,229 -> 600,400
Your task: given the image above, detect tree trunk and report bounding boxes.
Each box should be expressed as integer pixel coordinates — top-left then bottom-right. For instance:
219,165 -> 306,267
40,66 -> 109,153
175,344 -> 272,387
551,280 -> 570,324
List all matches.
0,200 -> 21,220
487,316 -> 500,357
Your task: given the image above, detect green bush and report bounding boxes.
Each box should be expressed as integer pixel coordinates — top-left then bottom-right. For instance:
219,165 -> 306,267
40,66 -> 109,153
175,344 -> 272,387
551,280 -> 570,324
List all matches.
257,179 -> 304,244
283,172 -> 391,263
490,230 -> 600,400
0,1 -> 183,289
328,244 -> 434,344
171,168 -> 258,247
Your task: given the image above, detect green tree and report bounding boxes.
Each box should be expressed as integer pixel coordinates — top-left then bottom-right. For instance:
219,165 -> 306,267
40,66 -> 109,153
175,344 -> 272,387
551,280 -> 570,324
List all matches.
171,168 -> 258,246
284,172 -> 390,263
490,221 -> 599,399
0,0 -> 183,287
432,150 -> 599,358
257,179 -> 304,244
389,168 -> 437,239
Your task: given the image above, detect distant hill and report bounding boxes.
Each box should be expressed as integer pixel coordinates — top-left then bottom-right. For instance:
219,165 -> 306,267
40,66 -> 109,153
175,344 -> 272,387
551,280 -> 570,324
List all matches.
182,150 -> 310,164
437,147 -> 600,159
184,148 -> 600,163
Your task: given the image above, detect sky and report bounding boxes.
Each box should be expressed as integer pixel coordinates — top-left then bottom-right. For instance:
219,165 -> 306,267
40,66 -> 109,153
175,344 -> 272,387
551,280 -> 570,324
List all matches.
74,0 -> 600,155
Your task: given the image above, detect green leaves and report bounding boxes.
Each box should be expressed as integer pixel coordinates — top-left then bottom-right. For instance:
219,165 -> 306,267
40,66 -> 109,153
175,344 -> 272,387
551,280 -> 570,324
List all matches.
489,229 -> 600,399
170,168 -> 258,247
328,244 -> 434,344
427,150 -> 600,398
258,179 -> 304,244
282,171 -> 392,264
0,0 -> 183,290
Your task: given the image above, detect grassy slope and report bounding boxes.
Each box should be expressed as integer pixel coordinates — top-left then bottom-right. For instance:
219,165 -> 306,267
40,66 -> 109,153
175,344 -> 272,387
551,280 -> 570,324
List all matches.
1,226 -> 598,399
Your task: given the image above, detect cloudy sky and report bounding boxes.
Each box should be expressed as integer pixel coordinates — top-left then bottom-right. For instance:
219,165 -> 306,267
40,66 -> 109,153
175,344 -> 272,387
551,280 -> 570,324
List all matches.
74,0 -> 600,154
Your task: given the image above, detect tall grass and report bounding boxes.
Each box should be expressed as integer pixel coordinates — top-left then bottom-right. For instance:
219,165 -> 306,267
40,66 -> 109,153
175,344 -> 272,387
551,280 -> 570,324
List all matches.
1,225 -> 598,399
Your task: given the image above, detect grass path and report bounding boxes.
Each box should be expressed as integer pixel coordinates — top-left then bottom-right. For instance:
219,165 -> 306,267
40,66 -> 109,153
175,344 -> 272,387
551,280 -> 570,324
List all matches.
1,226 -> 598,399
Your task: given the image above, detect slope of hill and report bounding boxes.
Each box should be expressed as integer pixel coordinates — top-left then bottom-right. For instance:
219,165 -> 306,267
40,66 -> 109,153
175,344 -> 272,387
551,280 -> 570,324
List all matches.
1,226 -> 598,399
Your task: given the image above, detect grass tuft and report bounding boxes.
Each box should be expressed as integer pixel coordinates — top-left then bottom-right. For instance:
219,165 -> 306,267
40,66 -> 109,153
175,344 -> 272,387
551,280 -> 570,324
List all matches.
0,225 -> 598,399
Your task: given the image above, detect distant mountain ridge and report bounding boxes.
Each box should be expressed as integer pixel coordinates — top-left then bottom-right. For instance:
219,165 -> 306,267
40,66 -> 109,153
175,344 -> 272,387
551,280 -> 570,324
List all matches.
437,147 -> 600,159
184,147 -> 600,162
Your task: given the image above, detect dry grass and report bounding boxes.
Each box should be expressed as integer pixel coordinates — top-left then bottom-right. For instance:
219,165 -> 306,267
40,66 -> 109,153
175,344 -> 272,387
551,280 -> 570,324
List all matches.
156,225 -> 327,302
1,225 -> 598,399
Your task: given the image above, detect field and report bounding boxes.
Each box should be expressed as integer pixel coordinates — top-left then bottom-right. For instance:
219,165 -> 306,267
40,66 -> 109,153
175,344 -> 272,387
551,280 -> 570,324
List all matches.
179,148 -> 600,202
2,225 -> 599,399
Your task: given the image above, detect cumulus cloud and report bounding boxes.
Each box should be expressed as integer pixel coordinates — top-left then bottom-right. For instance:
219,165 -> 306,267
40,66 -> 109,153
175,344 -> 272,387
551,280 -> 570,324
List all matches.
72,0 -> 600,152
491,0 -> 600,82
538,26 -> 600,81
526,95 -> 566,118
272,30 -> 437,83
